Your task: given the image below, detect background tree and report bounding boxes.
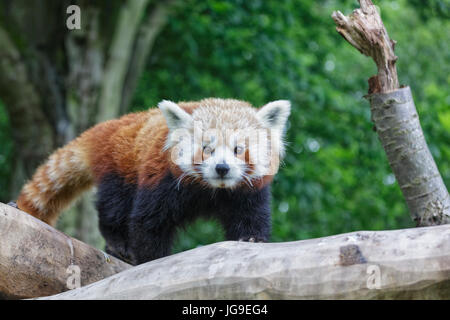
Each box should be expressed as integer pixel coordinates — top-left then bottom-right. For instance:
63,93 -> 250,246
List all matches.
0,0 -> 448,251
0,0 -> 176,246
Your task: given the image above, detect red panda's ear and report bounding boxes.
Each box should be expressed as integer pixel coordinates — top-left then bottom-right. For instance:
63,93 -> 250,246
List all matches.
158,100 -> 193,131
257,100 -> 291,132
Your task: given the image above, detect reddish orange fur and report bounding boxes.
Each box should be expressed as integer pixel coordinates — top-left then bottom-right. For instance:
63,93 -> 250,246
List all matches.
16,101 -> 275,226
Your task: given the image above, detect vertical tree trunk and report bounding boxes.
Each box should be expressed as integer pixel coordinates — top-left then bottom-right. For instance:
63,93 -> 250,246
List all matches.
0,0 -> 176,246
331,0 -> 450,226
120,0 -> 175,113
0,27 -> 55,196
61,6 -> 106,247
96,0 -> 149,122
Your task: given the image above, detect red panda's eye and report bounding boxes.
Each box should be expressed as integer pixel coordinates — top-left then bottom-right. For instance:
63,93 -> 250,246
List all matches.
203,146 -> 214,155
234,146 -> 244,155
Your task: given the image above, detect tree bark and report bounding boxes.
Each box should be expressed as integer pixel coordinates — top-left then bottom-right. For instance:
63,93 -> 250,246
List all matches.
3,200 -> 450,300
119,0 -> 177,113
368,87 -> 450,225
63,6 -> 105,247
332,0 -> 399,94
331,0 -> 450,226
96,0 -> 150,122
37,223 -> 450,300
0,202 -> 130,299
0,26 -> 55,197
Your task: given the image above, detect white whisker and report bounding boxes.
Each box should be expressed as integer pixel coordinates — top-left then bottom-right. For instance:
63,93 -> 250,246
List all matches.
241,173 -> 254,188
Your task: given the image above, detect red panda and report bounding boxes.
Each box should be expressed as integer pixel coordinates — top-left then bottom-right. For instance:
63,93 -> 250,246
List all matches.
15,98 -> 290,264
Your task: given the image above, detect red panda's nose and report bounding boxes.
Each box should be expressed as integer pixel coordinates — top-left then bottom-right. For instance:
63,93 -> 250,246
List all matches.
215,163 -> 230,178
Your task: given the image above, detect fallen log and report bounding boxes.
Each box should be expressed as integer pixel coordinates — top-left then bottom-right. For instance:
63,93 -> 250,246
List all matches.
0,202 -> 131,299
39,224 -> 450,299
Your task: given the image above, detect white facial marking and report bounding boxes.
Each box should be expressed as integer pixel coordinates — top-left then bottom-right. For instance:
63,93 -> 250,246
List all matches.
201,144 -> 246,188
161,99 -> 291,189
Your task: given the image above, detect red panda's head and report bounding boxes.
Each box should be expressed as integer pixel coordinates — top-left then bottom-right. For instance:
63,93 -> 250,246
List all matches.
159,98 -> 290,189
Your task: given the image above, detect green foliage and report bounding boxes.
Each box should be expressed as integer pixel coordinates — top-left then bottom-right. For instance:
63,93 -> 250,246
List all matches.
409,0 -> 450,20
132,0 -> 449,252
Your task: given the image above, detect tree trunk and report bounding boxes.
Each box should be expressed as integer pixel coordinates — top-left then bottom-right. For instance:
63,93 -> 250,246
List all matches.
61,5 -> 106,248
331,0 -> 450,226
119,0 -> 176,113
368,87 -> 450,225
0,27 -> 55,196
96,0 -> 150,122
37,222 -> 450,300
0,0 -> 175,246
0,202 -> 130,300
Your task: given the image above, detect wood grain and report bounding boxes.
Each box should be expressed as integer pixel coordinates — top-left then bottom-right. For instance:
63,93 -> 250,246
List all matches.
0,202 -> 130,299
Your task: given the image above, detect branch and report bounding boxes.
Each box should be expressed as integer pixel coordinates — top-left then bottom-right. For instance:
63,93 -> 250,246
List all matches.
332,0 -> 399,93
39,224 -> 450,299
332,1 -> 450,225
368,88 -> 450,225
0,203 -> 130,299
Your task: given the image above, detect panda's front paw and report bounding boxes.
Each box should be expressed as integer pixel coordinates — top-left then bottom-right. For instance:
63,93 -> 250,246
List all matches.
238,236 -> 266,243
7,201 -> 18,209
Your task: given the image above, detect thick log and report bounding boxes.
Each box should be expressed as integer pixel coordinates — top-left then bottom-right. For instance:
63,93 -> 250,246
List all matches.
39,224 -> 450,300
0,202 -> 131,299
332,0 -> 450,225
368,87 -> 450,225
